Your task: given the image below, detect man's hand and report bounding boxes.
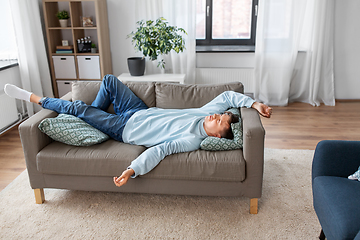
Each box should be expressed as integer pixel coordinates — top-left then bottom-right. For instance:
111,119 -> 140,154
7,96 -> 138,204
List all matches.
251,102 -> 272,118
113,168 -> 135,187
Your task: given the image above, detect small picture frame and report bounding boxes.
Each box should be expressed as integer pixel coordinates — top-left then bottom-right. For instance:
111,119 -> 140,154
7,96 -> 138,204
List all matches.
82,17 -> 94,27
62,40 -> 69,46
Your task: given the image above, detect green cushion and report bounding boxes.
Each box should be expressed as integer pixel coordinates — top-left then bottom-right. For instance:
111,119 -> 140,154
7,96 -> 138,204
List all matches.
200,108 -> 243,151
38,114 -> 109,146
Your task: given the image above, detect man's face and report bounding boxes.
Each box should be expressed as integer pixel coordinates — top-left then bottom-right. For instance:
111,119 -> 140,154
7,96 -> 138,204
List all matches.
203,113 -> 231,138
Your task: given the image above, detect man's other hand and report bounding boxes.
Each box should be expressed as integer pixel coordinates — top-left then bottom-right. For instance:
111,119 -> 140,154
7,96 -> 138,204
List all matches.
251,102 -> 272,118
113,168 -> 135,187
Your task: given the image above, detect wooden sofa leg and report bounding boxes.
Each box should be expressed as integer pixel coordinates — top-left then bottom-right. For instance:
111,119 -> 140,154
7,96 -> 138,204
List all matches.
34,188 -> 45,204
250,198 -> 258,214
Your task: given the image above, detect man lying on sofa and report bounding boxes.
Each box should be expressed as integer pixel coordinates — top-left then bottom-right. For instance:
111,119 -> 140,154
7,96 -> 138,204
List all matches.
4,74 -> 272,187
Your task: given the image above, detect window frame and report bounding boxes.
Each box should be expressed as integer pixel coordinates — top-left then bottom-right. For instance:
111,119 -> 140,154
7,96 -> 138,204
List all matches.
196,0 -> 258,47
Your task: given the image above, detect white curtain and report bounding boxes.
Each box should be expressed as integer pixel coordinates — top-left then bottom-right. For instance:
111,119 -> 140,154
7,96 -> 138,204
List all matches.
134,0 -> 196,84
254,0 -> 335,106
10,0 -> 53,115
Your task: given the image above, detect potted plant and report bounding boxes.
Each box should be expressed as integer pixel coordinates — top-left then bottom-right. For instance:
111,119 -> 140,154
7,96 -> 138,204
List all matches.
56,10 -> 70,28
127,17 -> 187,76
91,43 -> 97,53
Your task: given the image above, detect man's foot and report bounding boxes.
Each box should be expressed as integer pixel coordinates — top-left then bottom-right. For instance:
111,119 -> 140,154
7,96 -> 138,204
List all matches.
113,168 -> 135,187
4,84 -> 32,102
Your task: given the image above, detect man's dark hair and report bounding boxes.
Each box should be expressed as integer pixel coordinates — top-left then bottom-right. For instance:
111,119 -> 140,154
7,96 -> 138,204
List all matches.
222,111 -> 240,140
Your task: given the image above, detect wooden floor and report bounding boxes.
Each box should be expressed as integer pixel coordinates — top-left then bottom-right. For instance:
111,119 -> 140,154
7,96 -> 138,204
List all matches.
261,101 -> 360,149
0,125 -> 26,190
0,101 -> 359,191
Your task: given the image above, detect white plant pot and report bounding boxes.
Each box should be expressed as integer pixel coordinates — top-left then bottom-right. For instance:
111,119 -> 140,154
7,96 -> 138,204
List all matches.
59,19 -> 68,28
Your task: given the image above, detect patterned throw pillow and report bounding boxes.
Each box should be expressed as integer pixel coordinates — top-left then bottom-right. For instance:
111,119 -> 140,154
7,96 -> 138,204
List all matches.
38,114 -> 109,146
200,108 -> 243,151
348,166 -> 360,181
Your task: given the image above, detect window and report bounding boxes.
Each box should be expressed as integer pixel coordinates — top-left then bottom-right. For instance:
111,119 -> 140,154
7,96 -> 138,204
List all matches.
0,0 -> 18,61
196,0 -> 258,47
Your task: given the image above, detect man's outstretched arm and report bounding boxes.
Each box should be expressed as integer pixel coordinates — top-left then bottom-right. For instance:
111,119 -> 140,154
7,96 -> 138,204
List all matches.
113,138 -> 199,187
200,91 -> 272,118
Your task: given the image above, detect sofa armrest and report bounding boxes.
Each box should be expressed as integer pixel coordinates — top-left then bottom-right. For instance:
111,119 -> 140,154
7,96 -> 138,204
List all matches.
312,140 -> 360,180
240,107 -> 266,197
18,92 -> 72,188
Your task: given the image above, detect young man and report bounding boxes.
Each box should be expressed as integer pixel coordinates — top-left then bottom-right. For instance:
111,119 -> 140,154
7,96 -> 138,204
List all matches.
4,74 -> 272,187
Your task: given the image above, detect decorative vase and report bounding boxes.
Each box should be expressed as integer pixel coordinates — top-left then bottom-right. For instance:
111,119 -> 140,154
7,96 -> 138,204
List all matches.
59,19 -> 68,28
127,57 -> 145,76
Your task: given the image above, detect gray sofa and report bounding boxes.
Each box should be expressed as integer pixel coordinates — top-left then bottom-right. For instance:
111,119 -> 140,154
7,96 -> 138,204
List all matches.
18,80 -> 265,214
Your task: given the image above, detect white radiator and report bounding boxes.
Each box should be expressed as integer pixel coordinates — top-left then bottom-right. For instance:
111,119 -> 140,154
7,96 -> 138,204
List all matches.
195,68 -> 254,93
0,90 -> 19,132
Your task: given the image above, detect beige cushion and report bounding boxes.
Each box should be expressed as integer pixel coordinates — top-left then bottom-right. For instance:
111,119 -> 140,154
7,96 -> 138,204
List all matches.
123,81 -> 156,107
36,141 -> 245,182
155,82 -> 244,109
37,140 -> 146,177
72,81 -> 101,105
142,149 -> 245,182
71,80 -> 156,108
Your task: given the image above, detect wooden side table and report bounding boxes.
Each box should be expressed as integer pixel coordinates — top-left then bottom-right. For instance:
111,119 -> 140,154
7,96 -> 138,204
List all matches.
118,73 -> 185,84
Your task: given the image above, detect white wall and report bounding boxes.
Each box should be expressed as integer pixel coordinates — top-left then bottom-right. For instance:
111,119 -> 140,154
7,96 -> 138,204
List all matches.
196,53 -> 255,68
334,0 -> 360,99
106,0 -> 140,77
36,0 -> 360,99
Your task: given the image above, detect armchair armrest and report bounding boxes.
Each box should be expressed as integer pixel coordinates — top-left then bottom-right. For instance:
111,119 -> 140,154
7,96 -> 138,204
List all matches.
18,92 -> 72,188
312,140 -> 360,180
240,107 -> 266,197
354,231 -> 360,240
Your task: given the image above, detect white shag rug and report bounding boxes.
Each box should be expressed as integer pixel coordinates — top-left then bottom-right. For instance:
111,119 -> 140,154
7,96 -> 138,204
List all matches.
0,148 -> 320,239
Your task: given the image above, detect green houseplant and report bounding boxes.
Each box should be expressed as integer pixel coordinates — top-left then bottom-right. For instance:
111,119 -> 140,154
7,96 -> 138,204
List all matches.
56,10 -> 70,28
127,17 -> 187,76
91,43 -> 97,53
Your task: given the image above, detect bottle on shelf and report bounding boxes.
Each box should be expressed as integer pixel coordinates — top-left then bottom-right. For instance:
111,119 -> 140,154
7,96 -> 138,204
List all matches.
77,36 -> 92,53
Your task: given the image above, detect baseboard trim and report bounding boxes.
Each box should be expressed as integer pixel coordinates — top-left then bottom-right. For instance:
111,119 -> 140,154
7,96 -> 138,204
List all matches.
336,99 -> 360,102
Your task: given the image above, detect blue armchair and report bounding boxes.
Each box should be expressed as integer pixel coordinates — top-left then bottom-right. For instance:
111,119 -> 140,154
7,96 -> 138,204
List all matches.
312,140 -> 360,240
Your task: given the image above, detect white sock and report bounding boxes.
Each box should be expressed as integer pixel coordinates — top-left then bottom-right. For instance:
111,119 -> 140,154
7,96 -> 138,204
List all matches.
4,84 -> 32,102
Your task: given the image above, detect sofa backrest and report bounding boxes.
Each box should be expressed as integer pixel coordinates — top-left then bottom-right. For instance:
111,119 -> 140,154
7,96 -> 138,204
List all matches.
71,79 -> 244,110
155,82 -> 244,109
72,81 -> 156,113
72,81 -> 156,107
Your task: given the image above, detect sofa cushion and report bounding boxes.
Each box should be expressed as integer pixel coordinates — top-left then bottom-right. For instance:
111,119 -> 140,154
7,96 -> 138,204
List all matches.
123,81 -> 156,107
142,149 -> 245,182
71,81 -> 101,105
37,141 -> 245,182
37,140 -> 147,177
313,176 -> 360,240
155,82 -> 244,109
38,114 -> 109,146
71,80 -> 156,109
